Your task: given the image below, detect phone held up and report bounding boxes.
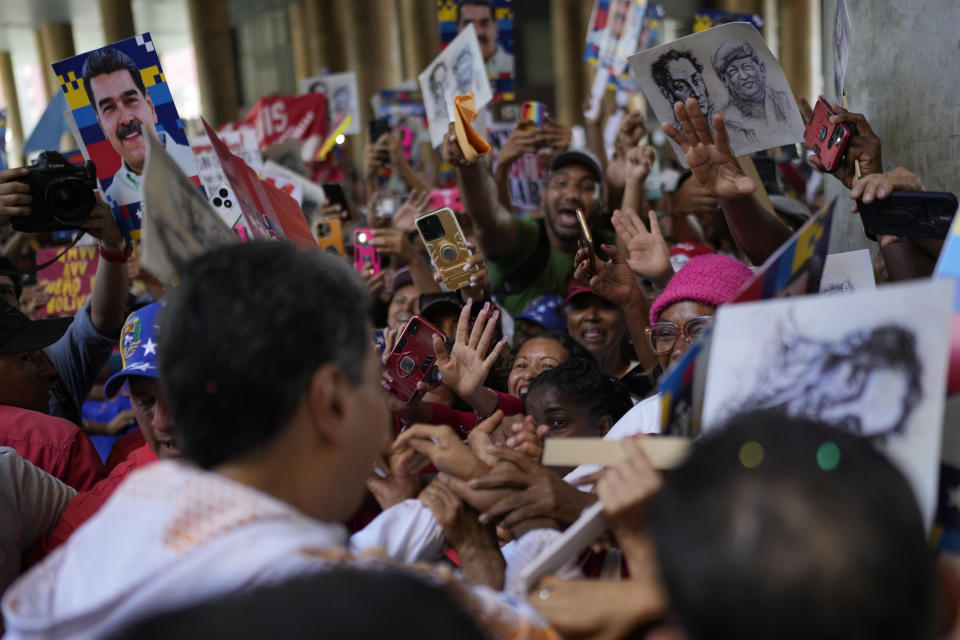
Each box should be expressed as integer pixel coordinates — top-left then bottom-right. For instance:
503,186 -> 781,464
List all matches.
353,228 -> 381,277
576,207 -> 598,279
322,183 -> 351,217
415,207 -> 474,291
314,218 -> 345,257
803,98 -> 853,173
858,190 -> 958,240
382,316 -> 450,402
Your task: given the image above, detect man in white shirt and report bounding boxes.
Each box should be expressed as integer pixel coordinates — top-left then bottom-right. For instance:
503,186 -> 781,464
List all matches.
81,47 -> 196,206
2,242 -> 553,640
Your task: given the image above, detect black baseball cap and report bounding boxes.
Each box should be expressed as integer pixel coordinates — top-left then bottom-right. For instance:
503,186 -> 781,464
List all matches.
0,298 -> 72,355
550,149 -> 604,184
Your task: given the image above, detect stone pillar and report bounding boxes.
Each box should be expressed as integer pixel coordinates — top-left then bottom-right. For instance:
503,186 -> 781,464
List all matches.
716,0 -> 763,14
36,24 -> 76,101
778,0 -> 820,102
98,0 -> 136,45
398,0 -> 438,80
0,52 -> 24,166
186,0 -> 240,127
289,2 -> 311,85
550,0 -> 586,125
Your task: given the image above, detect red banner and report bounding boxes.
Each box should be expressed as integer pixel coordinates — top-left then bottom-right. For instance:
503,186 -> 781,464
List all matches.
239,94 -> 328,156
35,246 -> 100,318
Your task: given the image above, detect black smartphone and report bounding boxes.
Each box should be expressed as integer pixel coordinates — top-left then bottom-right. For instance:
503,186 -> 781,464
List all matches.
322,183 -> 350,216
858,190 -> 958,239
369,117 -> 390,144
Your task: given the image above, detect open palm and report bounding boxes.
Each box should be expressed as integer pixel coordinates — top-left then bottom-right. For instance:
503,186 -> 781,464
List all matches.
612,208 -> 671,282
433,300 -> 505,400
662,98 -> 755,200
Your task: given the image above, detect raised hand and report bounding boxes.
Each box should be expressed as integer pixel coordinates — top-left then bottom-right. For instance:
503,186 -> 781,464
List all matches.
614,111 -> 647,158
624,145 -> 656,185
799,97 -> 883,189
497,121 -> 539,169
431,299 -> 507,403
391,423 -> 490,479
392,189 -> 431,232
441,122 -> 471,168
611,208 -> 672,286
0,167 -> 31,225
573,241 -> 643,308
662,98 -> 755,200
540,116 -> 572,152
849,166 -> 924,212
595,436 -> 662,534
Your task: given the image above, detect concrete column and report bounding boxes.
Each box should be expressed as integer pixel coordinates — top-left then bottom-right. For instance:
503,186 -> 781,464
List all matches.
186,0 -> 240,127
397,0 -> 438,80
36,24 -> 75,101
289,2 -> 311,85
716,0 -> 763,14
0,52 -> 24,166
778,0 -> 820,102
550,0 -> 585,125
98,0 -> 136,45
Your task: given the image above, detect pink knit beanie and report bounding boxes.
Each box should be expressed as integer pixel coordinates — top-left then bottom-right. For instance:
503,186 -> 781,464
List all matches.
649,254 -> 753,324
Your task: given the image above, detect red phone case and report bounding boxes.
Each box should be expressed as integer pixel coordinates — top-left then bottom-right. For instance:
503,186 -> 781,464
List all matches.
353,228 -> 381,277
382,316 -> 447,402
803,98 -> 852,173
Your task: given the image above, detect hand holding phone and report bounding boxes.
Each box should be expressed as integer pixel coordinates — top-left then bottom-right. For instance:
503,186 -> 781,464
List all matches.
382,316 -> 450,402
415,207 -> 474,291
576,208 -> 597,279
354,227 -> 381,277
803,98 -> 853,173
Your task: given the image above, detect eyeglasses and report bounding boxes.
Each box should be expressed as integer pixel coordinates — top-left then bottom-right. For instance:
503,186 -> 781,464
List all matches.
645,316 -> 714,355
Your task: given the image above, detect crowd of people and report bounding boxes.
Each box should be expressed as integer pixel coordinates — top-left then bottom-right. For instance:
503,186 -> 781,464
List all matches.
0,1 -> 957,638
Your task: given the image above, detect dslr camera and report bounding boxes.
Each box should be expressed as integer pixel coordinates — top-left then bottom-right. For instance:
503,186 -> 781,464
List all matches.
12,151 -> 98,233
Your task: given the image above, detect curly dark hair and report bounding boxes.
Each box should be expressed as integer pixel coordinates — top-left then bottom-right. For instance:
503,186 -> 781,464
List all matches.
651,49 -> 703,96
525,356 -> 633,425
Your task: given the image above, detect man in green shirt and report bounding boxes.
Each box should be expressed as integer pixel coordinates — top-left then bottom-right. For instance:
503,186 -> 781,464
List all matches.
441,123 -> 604,316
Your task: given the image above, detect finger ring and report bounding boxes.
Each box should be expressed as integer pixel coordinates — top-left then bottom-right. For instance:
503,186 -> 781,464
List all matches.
538,587 -> 551,601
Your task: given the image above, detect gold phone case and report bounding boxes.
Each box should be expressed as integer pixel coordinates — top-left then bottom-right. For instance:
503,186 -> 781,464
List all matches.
416,207 -> 474,291
576,208 -> 596,278
315,218 -> 345,257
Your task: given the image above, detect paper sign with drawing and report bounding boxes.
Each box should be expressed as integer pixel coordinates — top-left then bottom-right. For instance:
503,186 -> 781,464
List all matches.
628,22 -> 804,165
419,24 -> 492,148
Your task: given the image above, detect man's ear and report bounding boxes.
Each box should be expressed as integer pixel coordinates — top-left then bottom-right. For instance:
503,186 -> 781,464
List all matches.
304,363 -> 350,447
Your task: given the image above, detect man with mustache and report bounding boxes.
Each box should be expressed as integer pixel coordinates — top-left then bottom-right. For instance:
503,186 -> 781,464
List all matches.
82,47 -> 196,207
456,0 -> 513,80
711,40 -> 792,142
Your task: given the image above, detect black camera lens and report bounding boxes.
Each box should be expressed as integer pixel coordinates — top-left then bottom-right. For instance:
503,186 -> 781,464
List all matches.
408,318 -> 420,335
417,214 -> 445,242
213,197 -> 223,207
47,177 -> 96,223
317,222 -> 331,236
440,244 -> 458,262
399,356 -> 416,374
818,125 -> 828,142
218,188 -> 229,198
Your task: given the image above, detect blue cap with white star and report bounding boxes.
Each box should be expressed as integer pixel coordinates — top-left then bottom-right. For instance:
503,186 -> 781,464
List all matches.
104,302 -> 163,399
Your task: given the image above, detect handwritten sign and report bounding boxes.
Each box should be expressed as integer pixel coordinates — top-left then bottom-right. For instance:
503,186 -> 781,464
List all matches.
36,246 -> 100,317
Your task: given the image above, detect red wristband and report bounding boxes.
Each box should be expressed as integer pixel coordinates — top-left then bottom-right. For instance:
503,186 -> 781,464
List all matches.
98,242 -> 130,263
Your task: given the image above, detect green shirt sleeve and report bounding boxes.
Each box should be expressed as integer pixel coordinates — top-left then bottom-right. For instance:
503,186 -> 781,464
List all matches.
488,215 -> 541,289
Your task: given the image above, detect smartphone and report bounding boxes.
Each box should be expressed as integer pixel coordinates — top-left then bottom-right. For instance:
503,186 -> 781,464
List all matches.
415,207 -> 473,291
576,207 -> 597,279
803,98 -> 852,173
858,190 -> 958,239
322,182 -> 350,216
520,101 -> 546,128
353,228 -> 381,277
314,218 -> 344,257
369,117 -> 391,144
382,316 -> 448,403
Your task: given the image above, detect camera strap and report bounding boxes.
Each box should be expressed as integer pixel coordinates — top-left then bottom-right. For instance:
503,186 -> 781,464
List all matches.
0,230 -> 86,277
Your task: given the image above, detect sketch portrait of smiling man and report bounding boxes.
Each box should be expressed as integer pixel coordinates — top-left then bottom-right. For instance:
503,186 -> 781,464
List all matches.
712,40 -> 793,141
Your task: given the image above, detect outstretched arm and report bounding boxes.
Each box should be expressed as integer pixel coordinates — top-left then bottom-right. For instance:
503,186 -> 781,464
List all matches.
663,98 -> 791,265
442,123 -> 518,259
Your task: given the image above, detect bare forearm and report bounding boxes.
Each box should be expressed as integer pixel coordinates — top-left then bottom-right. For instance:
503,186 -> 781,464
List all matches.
457,540 -> 506,589
880,241 -> 936,281
494,164 -> 514,211
464,386 -> 499,418
395,160 -> 430,194
90,255 -> 129,336
622,294 -> 658,371
406,253 -> 442,294
719,194 -> 792,265
621,179 -> 645,216
457,163 -> 516,259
